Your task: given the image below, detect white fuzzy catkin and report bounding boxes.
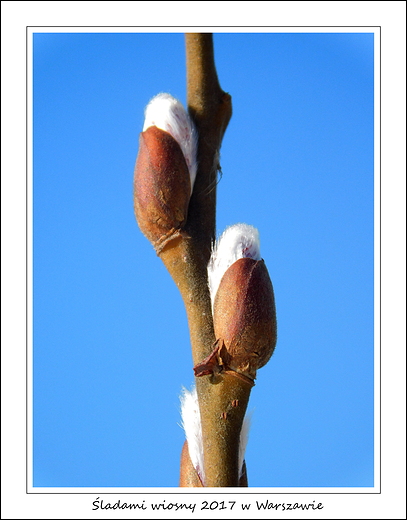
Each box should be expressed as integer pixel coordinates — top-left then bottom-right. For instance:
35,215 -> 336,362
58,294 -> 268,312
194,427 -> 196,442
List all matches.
207,223 -> 261,311
143,93 -> 198,192
180,386 -> 204,481
180,386 -> 250,483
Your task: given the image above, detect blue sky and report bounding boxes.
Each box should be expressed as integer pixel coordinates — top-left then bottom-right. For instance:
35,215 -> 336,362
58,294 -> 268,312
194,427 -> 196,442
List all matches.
32,31 -> 375,488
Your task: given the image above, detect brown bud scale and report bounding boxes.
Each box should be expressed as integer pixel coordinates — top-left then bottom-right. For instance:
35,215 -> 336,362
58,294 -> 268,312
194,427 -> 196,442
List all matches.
213,258 -> 277,379
133,126 -> 191,254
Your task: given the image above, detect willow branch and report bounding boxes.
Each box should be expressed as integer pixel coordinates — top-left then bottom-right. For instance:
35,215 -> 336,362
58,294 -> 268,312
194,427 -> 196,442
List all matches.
161,33 -> 254,487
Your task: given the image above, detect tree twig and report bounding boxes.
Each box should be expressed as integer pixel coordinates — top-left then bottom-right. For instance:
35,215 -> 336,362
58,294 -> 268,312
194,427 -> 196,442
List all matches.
161,33 -> 254,487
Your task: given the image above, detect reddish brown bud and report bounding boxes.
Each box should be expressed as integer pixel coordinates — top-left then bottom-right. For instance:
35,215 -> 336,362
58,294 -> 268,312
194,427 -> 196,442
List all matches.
212,257 -> 277,380
133,126 -> 191,254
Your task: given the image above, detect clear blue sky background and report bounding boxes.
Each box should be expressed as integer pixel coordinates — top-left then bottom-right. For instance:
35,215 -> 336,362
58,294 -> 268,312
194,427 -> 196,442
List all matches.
33,31 -> 374,488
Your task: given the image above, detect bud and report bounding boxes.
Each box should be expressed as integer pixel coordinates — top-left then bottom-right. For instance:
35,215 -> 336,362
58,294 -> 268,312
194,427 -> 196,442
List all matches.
179,441 -> 203,487
133,93 -> 197,253
180,385 -> 250,485
195,224 -> 277,380
213,256 -> 277,379
179,386 -> 204,483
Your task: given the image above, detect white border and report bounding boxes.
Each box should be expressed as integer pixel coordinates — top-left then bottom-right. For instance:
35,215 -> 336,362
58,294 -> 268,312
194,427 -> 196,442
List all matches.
373,22 -> 381,495
26,27 -> 34,500
28,25 -> 378,33
1,0 -> 405,515
25,25 -> 380,495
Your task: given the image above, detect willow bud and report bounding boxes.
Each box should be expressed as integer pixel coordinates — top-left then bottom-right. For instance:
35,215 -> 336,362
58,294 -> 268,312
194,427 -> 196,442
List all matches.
133,93 -> 197,253
214,256 -> 277,379
180,386 -> 250,485
195,224 -> 277,380
179,441 -> 203,487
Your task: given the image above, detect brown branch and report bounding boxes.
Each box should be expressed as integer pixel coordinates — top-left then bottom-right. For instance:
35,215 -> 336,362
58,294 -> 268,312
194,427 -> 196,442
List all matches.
161,33 -> 254,487
161,34 -> 232,366
133,31 -> 255,486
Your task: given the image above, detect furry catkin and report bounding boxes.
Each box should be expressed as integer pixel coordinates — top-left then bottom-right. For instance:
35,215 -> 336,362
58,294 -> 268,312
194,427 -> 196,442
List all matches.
208,224 -> 261,311
198,223 -> 277,380
180,386 -> 250,482
143,93 -> 197,191
134,93 -> 198,253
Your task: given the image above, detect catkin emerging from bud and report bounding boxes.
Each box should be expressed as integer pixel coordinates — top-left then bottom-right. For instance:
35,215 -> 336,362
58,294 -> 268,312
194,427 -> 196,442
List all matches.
143,93 -> 197,189
208,223 -> 261,311
180,386 -> 250,485
195,224 -> 277,380
133,94 -> 197,253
